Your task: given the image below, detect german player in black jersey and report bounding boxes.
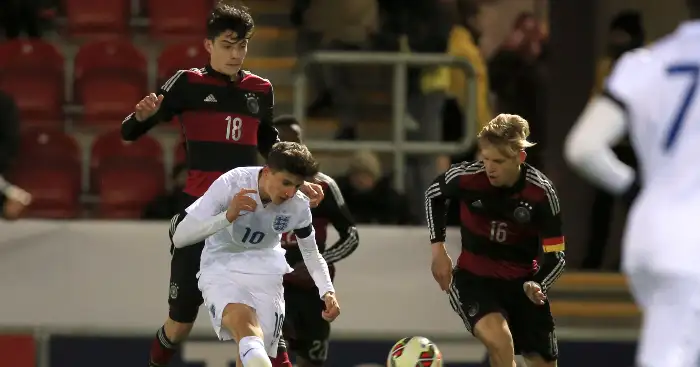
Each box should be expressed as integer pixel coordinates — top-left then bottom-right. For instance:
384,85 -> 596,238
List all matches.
425,114 -> 565,367
274,116 -> 359,367
120,4 -> 323,367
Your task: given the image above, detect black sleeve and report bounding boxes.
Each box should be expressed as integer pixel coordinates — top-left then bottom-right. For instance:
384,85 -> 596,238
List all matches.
0,93 -> 20,174
256,84 -> 279,159
425,164 -> 464,243
121,69 -> 187,141
294,224 -> 313,239
531,182 -> 566,292
316,174 -> 359,264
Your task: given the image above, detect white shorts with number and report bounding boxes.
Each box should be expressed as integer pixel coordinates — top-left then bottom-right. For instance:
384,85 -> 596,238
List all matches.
198,271 -> 285,357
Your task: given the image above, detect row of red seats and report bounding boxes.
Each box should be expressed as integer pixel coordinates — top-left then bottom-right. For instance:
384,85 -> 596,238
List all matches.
63,0 -> 216,39
0,38 -> 209,129
9,129 -> 187,219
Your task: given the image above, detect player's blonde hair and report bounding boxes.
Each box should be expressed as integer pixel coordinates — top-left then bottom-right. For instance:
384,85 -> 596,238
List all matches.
477,114 -> 536,158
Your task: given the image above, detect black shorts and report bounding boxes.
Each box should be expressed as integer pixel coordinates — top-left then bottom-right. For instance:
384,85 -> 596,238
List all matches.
448,268 -> 558,361
283,284 -> 330,365
167,193 -> 204,323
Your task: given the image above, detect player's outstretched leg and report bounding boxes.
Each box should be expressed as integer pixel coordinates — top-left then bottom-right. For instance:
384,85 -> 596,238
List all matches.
473,313 -> 517,367
270,339 -> 292,367
148,318 -> 195,366
222,303 -> 273,367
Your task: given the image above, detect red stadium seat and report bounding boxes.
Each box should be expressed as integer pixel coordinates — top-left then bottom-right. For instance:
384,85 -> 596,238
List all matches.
97,163 -> 165,219
0,39 -> 64,75
9,165 -> 81,219
157,41 -> 209,86
90,130 -> 164,190
74,40 -> 147,125
80,76 -> 145,126
147,0 -> 210,40
11,130 -> 82,217
0,40 -> 64,128
17,129 -> 81,167
63,0 -> 130,37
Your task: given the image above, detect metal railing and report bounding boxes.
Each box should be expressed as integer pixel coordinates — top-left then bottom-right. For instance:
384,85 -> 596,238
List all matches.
293,51 -> 477,191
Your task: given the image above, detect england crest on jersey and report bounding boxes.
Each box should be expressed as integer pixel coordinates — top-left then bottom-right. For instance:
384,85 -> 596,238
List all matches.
272,214 -> 291,233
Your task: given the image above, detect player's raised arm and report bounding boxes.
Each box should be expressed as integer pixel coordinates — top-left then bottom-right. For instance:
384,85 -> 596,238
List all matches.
171,174 -> 254,248
256,83 -> 280,159
121,69 -> 188,141
531,183 -> 566,294
317,174 -> 359,264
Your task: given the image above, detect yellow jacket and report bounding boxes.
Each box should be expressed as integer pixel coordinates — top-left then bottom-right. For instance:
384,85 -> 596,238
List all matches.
401,26 -> 492,132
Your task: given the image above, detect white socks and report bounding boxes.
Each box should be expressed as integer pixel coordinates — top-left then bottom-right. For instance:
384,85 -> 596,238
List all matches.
239,336 -> 271,367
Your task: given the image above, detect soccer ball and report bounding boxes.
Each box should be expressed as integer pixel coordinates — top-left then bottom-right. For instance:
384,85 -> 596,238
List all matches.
387,336 -> 443,367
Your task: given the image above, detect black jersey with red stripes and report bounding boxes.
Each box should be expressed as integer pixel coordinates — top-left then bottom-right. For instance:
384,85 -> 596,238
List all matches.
425,161 -> 566,290
121,65 -> 279,198
280,172 -> 359,268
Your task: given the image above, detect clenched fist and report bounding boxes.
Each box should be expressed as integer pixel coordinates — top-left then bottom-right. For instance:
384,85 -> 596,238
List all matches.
321,292 -> 340,322
134,93 -> 164,122
226,189 -> 258,222
523,281 -> 546,305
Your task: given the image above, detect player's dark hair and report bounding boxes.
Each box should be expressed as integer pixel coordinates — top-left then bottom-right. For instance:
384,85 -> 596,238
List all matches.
267,142 -> 319,179
272,115 -> 300,128
206,1 -> 254,41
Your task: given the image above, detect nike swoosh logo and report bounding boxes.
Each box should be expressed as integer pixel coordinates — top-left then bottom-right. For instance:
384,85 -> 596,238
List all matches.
242,348 -> 254,358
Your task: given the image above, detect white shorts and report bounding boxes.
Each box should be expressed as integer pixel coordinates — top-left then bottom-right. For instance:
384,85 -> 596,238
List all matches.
198,271 -> 285,357
627,268 -> 700,367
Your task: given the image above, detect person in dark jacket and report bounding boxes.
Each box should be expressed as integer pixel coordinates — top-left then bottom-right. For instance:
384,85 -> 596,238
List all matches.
0,90 -> 31,220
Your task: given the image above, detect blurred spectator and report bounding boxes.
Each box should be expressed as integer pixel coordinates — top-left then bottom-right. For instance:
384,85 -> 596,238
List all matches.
401,0 -> 453,220
0,0 -> 42,39
592,10 -> 645,95
442,0 -> 493,143
582,10 -> 643,270
0,91 -> 30,220
293,0 -> 378,139
141,163 -> 187,220
435,0 -> 493,173
488,12 -> 548,168
335,150 -> 416,225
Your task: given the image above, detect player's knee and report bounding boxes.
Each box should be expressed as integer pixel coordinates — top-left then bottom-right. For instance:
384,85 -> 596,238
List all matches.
164,318 -> 194,343
222,303 -> 261,341
474,313 -> 514,356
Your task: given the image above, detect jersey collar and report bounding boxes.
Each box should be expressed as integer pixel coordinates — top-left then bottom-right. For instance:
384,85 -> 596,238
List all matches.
205,64 -> 244,84
495,164 -> 528,195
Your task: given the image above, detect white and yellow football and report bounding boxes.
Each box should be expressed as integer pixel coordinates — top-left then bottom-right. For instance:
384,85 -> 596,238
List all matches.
387,336 -> 443,367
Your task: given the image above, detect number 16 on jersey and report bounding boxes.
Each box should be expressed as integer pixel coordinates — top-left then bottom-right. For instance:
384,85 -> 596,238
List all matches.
226,116 -> 242,141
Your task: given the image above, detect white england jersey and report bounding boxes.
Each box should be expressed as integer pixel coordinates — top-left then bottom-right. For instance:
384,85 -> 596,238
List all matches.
607,21 -> 700,275
608,21 -> 700,201
186,166 -> 312,275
